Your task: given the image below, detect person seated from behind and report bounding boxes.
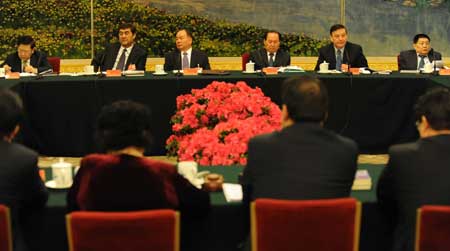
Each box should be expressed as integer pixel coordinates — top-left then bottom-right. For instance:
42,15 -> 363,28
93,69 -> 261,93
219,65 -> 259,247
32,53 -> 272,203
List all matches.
67,100 -> 210,218
398,33 -> 442,71
0,36 -> 52,74
377,87 -> 450,251
92,23 -> 147,72
314,24 -> 368,71
0,89 -> 48,251
242,76 -> 358,202
249,30 -> 291,70
164,28 -> 211,71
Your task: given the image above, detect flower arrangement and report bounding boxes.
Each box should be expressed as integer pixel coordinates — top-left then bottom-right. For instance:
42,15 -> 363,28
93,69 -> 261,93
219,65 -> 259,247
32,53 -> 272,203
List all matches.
166,81 -> 281,166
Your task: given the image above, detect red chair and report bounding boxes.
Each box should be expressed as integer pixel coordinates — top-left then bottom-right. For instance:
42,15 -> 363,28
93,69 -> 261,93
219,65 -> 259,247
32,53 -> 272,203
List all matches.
66,209 -> 179,251
251,198 -> 361,251
415,205 -> 450,251
242,52 -> 250,71
397,54 -> 401,71
47,57 -> 61,73
0,205 -> 13,251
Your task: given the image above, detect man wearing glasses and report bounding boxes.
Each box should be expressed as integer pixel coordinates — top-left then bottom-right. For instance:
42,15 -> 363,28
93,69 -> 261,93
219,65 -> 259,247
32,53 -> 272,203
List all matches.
0,35 -> 52,74
398,34 -> 442,71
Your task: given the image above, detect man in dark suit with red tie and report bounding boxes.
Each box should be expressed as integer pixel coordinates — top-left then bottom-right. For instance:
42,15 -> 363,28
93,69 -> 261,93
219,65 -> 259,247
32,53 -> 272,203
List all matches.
398,34 -> 442,71
314,24 -> 368,71
92,23 -> 147,71
249,30 -> 291,70
0,36 -> 52,74
164,29 -> 211,71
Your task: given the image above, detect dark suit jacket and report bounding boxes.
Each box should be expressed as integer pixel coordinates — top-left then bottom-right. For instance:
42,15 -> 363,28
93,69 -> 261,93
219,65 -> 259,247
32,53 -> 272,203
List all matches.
92,43 -> 148,71
67,154 -> 210,218
0,141 -> 48,251
0,51 -> 52,73
242,122 -> 358,202
164,49 -> 211,71
377,135 -> 450,251
398,49 -> 442,70
249,48 -> 291,70
314,42 -> 368,70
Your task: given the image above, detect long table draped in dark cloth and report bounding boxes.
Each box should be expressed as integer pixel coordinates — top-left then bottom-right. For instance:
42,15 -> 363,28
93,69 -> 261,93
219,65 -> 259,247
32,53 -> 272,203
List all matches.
39,164 -> 386,251
2,72 -> 450,156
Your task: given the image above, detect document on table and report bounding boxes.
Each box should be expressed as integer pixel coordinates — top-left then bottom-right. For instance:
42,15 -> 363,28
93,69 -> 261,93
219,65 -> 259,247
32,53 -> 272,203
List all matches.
222,183 -> 243,202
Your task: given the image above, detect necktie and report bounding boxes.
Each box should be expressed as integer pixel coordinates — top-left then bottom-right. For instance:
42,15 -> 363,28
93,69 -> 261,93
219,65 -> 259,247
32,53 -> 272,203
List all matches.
22,61 -> 28,72
336,49 -> 342,71
269,53 -> 274,67
182,52 -> 189,69
418,55 -> 426,70
116,49 -> 127,71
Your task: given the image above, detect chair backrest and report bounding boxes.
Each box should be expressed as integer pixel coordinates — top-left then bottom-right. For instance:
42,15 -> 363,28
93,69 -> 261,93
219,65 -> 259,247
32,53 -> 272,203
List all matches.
66,209 -> 179,251
397,54 -> 400,71
47,57 -> 61,73
0,205 -> 13,251
242,52 -> 250,71
251,198 -> 361,251
415,205 -> 450,251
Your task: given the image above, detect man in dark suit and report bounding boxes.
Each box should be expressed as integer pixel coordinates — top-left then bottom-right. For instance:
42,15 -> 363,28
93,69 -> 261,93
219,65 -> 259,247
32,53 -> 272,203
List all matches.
164,29 -> 210,71
398,34 -> 442,71
0,36 -> 52,74
92,23 -> 147,71
377,87 -> 450,251
249,30 -> 291,70
0,89 -> 48,251
242,76 -> 358,202
314,24 -> 368,71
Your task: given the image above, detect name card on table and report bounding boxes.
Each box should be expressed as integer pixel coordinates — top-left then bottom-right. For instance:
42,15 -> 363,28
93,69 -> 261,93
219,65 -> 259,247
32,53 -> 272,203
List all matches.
439,69 -> 450,75
183,68 -> 199,75
350,68 -> 361,75
106,70 -> 122,77
263,67 -> 278,75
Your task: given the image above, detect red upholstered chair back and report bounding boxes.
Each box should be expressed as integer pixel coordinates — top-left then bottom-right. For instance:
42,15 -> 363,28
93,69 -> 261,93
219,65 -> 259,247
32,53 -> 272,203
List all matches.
242,52 -> 250,71
397,54 -> 400,71
251,198 -> 361,251
66,209 -> 179,251
47,57 -> 61,73
0,205 -> 13,251
415,205 -> 450,251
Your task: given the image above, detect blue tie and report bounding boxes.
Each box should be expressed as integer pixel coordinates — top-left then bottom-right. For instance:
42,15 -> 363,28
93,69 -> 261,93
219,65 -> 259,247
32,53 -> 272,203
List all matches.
336,49 -> 342,71
418,55 -> 426,70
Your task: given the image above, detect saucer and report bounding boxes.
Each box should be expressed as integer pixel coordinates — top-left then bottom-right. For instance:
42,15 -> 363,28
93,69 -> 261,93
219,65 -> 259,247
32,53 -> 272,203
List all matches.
242,70 -> 257,74
153,72 -> 168,76
317,70 -> 330,74
45,180 -> 72,189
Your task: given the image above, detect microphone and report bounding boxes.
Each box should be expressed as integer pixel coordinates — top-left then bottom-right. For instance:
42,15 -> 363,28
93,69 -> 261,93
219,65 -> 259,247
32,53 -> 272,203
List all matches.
344,50 -> 352,75
35,68 -> 53,79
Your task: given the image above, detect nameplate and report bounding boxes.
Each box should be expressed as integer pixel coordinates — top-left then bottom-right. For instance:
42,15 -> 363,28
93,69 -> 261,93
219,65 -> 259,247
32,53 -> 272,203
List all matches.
263,67 -> 278,75
5,72 -> 20,79
183,68 -> 199,75
439,69 -> 450,75
350,68 -> 360,75
106,70 -> 122,77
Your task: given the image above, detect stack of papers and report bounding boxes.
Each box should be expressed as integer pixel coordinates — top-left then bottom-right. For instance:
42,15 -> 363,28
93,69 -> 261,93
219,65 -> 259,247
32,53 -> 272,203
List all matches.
123,70 -> 145,76
222,183 -> 243,202
352,169 -> 372,190
278,66 -> 305,73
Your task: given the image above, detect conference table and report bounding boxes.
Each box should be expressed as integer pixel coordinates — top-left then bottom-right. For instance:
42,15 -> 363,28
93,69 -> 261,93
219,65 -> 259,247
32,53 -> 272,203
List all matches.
2,71 -> 450,157
38,161 -> 388,251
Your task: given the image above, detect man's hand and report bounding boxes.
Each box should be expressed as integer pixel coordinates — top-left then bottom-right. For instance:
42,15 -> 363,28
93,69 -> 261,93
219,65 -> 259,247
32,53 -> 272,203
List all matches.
24,65 -> 38,74
127,64 -> 136,71
3,64 -> 11,73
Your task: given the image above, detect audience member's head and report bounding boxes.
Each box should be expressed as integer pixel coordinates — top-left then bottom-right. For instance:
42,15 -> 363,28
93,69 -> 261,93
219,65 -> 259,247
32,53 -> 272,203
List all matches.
413,33 -> 431,56
329,24 -> 348,49
264,30 -> 281,54
16,35 -> 36,61
281,76 -> 329,127
95,100 -> 153,152
414,87 -> 450,138
117,23 -> 136,48
0,89 -> 23,141
175,28 -> 193,52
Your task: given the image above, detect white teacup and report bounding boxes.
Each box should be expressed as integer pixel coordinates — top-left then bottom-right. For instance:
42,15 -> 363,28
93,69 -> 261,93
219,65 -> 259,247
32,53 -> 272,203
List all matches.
424,63 -> 433,73
319,61 -> 329,72
246,61 -> 255,72
51,159 -> 73,187
178,161 -> 198,182
155,64 -> 164,73
84,65 -> 94,73
0,67 -> 5,76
